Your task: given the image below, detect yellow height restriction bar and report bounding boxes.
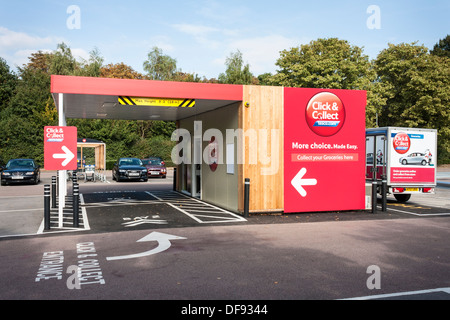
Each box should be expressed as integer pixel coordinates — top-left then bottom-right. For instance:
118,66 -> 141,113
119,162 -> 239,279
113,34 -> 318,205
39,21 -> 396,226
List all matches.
118,96 -> 195,108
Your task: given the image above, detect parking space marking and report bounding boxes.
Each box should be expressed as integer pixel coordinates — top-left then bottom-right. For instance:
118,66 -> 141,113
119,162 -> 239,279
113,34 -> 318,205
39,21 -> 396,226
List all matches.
82,199 -> 162,208
81,190 -> 246,225
166,202 -> 203,223
147,190 -> 247,224
145,191 -> 163,201
191,213 -> 243,220
383,205 -> 450,217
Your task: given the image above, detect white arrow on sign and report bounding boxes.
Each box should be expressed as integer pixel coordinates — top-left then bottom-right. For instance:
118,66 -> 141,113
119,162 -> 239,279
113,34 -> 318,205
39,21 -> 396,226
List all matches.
106,231 -> 186,261
52,145 -> 75,167
291,167 -> 317,197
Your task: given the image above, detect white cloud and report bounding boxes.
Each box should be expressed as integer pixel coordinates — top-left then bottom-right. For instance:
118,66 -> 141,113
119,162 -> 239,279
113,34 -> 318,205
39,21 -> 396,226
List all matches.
71,48 -> 90,62
196,0 -> 248,23
0,27 -> 57,49
173,23 -> 219,37
171,22 -> 307,77
149,35 -> 175,53
225,34 -> 307,75
0,27 -> 63,68
172,23 -> 222,49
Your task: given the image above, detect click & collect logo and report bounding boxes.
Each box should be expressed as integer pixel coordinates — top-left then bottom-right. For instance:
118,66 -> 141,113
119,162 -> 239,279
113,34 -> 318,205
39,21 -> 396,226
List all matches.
305,92 -> 345,137
393,132 -> 411,154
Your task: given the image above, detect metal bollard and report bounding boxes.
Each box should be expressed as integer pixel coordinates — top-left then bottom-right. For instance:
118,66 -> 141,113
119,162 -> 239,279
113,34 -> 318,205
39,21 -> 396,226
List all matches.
381,174 -> 387,212
244,178 -> 250,218
44,185 -> 51,230
372,180 -> 377,214
73,183 -> 79,228
51,176 -> 57,208
72,170 -> 77,184
173,167 -> 177,191
371,140 -> 377,214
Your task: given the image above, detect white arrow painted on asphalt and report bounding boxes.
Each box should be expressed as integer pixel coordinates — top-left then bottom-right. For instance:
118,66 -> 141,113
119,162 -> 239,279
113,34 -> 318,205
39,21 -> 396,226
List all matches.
291,167 -> 317,197
52,145 -> 75,167
106,232 -> 186,261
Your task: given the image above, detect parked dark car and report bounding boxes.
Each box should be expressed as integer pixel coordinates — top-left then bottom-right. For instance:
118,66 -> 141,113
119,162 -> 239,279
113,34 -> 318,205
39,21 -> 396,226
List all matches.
112,157 -> 148,182
141,157 -> 167,178
1,159 -> 40,185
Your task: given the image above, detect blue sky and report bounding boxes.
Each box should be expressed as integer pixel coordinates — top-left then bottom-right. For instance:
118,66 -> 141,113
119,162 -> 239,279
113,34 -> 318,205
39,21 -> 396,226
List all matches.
0,0 -> 448,79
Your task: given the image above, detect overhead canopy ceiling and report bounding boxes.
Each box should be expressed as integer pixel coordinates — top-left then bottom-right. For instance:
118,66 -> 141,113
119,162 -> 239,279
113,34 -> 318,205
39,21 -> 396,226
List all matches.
51,75 -> 243,121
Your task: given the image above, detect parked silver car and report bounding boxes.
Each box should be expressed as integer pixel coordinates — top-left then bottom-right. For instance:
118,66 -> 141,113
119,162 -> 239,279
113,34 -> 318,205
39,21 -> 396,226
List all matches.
399,152 -> 428,165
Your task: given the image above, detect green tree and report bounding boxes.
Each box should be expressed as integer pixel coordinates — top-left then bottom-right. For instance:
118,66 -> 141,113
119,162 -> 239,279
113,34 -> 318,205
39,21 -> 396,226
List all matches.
75,47 -> 104,77
49,42 -> 78,75
0,58 -> 18,164
218,50 -> 255,84
25,51 -> 52,73
1,43 -> 179,166
100,62 -> 145,79
0,42 -> 104,164
431,35 -> 450,58
0,58 -> 17,113
143,46 -> 178,81
171,71 -> 201,82
269,38 -> 372,88
257,72 -> 273,85
269,38 -> 382,126
375,42 -> 450,161
0,65 -> 52,164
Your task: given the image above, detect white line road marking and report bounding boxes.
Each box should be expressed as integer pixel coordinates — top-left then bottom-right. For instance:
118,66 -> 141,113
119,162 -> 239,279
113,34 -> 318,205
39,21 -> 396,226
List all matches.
146,190 -> 246,223
122,216 -> 168,227
166,202 -> 204,223
383,206 -> 450,216
341,287 -> 450,300
0,208 -> 43,213
145,191 -> 163,201
106,231 -> 186,261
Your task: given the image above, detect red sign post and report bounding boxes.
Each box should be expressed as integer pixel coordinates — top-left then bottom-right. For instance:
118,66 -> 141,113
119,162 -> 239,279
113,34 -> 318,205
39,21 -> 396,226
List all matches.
44,126 -> 77,170
283,88 -> 367,213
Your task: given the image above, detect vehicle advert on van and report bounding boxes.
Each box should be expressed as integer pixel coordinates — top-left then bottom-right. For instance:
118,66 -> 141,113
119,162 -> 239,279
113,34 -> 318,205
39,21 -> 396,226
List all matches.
389,129 -> 436,184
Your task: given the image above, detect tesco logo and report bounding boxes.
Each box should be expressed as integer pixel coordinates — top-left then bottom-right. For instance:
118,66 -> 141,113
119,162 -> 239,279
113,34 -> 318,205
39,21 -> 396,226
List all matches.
305,92 -> 345,137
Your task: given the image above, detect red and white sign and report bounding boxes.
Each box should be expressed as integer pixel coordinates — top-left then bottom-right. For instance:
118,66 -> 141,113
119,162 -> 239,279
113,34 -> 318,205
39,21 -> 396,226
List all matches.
44,126 -> 77,170
390,167 -> 435,183
392,132 -> 410,154
284,88 -> 367,213
305,92 -> 346,137
388,129 -> 436,184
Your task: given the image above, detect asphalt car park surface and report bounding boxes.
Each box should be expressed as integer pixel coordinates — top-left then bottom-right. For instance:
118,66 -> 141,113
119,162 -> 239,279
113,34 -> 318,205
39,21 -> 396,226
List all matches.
0,169 -> 449,239
81,189 -> 246,233
0,169 -> 449,301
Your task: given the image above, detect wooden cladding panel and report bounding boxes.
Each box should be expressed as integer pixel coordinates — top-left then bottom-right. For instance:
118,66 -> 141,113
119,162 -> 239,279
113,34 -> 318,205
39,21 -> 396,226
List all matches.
239,86 -> 284,212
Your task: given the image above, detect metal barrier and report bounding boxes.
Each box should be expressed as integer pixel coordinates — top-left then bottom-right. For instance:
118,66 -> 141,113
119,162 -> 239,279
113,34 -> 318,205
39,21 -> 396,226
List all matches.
173,168 -> 177,191
44,185 -> 50,230
51,176 -> 57,208
244,178 -> 250,218
73,183 -> 79,228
